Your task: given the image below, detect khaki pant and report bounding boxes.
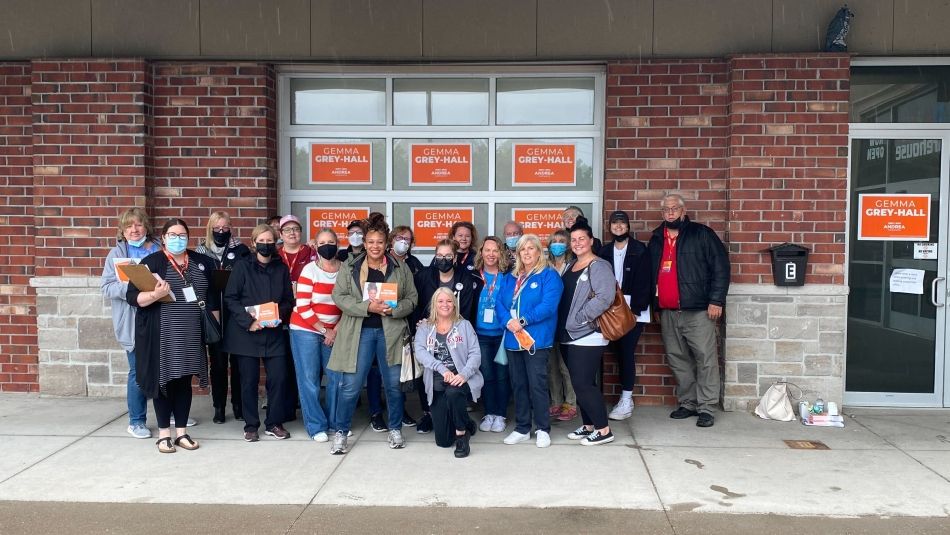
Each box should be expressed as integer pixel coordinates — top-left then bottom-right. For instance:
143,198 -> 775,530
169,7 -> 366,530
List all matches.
660,309 -> 720,414
547,344 -> 576,407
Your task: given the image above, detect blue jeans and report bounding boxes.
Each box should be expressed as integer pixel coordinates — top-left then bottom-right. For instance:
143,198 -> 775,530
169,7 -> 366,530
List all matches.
507,347 -> 551,434
336,327 -> 404,433
367,364 -> 383,415
289,329 -> 340,437
477,334 -> 509,418
126,350 -> 147,426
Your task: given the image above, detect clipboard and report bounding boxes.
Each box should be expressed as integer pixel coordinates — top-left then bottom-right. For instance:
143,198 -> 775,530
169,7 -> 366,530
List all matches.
119,264 -> 175,303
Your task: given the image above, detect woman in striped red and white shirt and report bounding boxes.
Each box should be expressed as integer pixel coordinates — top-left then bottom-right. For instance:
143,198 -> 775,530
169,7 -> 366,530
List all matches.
289,228 -> 344,442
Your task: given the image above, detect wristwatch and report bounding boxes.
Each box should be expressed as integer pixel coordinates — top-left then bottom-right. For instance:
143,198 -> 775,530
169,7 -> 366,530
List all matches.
518,317 -> 527,327
318,326 -> 328,335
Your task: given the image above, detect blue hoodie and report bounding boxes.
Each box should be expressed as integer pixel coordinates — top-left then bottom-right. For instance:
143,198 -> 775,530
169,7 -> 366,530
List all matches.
496,266 -> 563,351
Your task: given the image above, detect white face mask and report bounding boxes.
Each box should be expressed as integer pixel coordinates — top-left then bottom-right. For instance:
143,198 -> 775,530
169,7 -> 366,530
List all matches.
348,233 -> 364,247
393,240 -> 410,255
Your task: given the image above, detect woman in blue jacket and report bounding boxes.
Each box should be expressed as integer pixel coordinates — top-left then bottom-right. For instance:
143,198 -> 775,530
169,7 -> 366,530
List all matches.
496,234 -> 564,448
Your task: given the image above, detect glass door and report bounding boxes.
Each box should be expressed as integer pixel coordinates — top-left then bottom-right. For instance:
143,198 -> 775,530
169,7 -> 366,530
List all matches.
845,130 -> 950,407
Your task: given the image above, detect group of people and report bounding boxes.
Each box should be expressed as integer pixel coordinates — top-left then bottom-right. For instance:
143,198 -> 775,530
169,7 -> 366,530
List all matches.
101,195 -> 730,457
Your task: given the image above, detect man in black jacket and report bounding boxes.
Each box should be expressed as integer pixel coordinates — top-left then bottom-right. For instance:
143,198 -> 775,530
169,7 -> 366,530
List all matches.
648,194 -> 730,428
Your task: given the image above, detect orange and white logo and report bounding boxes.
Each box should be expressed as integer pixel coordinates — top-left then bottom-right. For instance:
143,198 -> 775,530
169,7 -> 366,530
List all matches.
411,207 -> 475,249
310,143 -> 372,184
512,144 -> 576,186
512,208 -> 565,247
307,207 -> 371,246
409,143 -> 472,185
857,194 -> 930,241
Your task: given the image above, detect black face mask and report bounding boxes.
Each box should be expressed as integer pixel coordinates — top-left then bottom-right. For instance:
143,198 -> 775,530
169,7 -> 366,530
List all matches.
212,230 -> 231,247
434,258 -> 454,273
255,243 -> 277,257
664,218 -> 684,231
317,244 -> 338,260
612,232 -> 629,242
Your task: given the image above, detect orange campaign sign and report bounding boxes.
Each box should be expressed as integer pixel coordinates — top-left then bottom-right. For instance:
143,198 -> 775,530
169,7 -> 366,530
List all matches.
310,142 -> 372,184
409,143 -> 472,185
411,207 -> 475,249
857,194 -> 931,241
512,208 -> 565,247
512,144 -> 576,185
307,207 -> 370,246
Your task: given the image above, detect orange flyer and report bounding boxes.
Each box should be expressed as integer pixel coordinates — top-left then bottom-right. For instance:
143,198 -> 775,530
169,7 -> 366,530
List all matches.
512,144 -> 576,185
410,143 -> 472,185
310,142 -> 372,184
364,282 -> 398,309
246,302 -> 279,322
411,207 -> 474,249
857,194 -> 930,241
307,207 -> 370,245
512,208 -> 565,247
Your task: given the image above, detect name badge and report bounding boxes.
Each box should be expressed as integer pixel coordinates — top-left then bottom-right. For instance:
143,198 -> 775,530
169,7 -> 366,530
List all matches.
182,285 -> 198,302
483,308 -> 495,324
579,273 -> 589,282
662,260 -> 673,273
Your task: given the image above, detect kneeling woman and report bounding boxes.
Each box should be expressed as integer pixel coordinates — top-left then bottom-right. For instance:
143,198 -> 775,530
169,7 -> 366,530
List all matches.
414,287 -> 483,458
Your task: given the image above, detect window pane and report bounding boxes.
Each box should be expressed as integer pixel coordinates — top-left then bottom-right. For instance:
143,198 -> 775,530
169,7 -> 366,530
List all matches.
496,77 -> 594,125
392,138 -> 490,191
495,138 -> 594,191
394,78 -> 488,125
291,138 -> 387,190
850,66 -> 950,123
292,78 -> 386,125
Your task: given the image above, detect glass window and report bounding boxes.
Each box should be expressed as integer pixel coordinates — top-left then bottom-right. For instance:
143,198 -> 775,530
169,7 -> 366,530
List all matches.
496,77 -> 595,125
495,138 -> 594,191
392,138 -> 490,191
291,138 -> 387,190
291,78 -> 386,125
394,78 -> 489,126
850,66 -> 950,123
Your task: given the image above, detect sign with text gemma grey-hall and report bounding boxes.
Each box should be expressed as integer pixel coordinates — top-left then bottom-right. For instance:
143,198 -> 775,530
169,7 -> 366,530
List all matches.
857,194 -> 930,241
409,143 -> 472,185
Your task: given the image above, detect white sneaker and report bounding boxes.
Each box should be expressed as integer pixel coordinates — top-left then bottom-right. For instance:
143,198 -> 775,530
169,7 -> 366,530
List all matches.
312,432 -> 329,442
536,430 -> 551,448
503,430 -> 530,445
490,416 -> 506,433
479,415 -> 494,432
608,398 -> 634,421
127,424 -> 151,439
169,416 -> 197,427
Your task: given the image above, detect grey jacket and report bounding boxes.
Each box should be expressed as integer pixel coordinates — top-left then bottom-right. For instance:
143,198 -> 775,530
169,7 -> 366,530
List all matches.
100,239 -> 161,352
562,258 -> 616,341
414,319 -> 484,406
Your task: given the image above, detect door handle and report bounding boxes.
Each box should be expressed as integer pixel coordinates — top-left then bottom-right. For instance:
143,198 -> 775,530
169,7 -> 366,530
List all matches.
932,277 -> 946,307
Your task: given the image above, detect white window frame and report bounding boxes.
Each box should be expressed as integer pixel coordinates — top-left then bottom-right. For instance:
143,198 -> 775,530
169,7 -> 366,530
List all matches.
277,65 -> 607,250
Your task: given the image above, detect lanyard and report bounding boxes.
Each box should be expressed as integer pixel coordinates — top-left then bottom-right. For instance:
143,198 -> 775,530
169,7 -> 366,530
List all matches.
512,272 -> 530,302
481,270 -> 499,301
458,250 -> 470,266
279,247 -> 301,269
164,250 -> 189,283
664,228 -> 677,261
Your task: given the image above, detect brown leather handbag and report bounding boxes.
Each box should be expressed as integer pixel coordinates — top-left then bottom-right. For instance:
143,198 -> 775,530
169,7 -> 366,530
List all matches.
597,283 -> 636,341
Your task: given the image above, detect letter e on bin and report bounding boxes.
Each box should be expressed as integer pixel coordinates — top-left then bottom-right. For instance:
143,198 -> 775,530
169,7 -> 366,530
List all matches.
767,243 -> 809,286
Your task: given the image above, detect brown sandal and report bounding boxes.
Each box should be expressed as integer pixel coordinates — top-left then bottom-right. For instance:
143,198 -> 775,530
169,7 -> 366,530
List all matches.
156,437 -> 176,453
174,434 -> 199,451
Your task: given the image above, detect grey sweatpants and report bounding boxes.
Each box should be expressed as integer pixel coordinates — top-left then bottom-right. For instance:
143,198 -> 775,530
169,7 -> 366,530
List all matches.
660,309 -> 720,414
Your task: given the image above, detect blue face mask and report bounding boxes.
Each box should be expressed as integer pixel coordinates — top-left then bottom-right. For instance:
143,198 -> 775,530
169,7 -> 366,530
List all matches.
165,236 -> 187,254
549,243 -> 568,257
505,236 -> 520,249
127,237 -> 147,248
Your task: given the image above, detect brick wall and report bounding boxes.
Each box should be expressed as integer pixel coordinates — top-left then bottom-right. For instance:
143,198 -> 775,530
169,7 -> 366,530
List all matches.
727,55 -> 849,285
150,63 -> 278,237
603,59 -> 731,405
0,63 -> 37,392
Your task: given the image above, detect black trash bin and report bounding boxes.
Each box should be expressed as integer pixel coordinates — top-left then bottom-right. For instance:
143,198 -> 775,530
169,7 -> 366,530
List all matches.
767,243 -> 809,286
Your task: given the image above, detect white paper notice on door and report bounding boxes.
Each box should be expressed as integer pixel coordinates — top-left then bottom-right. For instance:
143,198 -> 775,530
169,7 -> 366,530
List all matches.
889,268 -> 926,295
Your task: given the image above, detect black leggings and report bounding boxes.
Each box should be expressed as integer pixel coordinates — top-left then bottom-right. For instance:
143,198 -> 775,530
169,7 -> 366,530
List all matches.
153,375 -> 194,429
208,342 -> 241,411
562,344 -> 609,429
430,383 -> 474,448
611,322 -> 644,391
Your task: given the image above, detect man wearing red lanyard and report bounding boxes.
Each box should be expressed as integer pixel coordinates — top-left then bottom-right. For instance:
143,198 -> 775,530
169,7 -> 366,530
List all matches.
648,194 -> 730,428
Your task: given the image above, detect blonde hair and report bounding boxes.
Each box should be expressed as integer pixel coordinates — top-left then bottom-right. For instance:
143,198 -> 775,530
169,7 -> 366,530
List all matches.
513,234 -> 550,277
250,224 -> 276,243
204,211 -> 230,247
427,286 -> 461,325
474,236 -> 509,273
116,207 -> 152,241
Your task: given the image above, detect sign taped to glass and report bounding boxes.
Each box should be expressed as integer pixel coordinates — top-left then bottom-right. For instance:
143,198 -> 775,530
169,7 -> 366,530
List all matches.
512,143 -> 576,185
307,207 -> 370,246
412,207 -> 475,249
857,194 -> 930,241
409,143 -> 472,185
310,142 -> 372,184
512,207 -> 564,247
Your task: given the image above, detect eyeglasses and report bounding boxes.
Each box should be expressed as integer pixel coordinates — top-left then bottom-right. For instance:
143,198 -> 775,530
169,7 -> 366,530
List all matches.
434,255 -> 454,261
165,233 -> 188,240
394,237 -> 410,243
212,226 -> 231,232
661,206 -> 683,214
281,227 -> 302,234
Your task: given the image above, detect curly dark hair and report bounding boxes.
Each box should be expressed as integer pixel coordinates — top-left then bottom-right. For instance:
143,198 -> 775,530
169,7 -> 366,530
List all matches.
568,215 -> 593,239
364,212 -> 389,242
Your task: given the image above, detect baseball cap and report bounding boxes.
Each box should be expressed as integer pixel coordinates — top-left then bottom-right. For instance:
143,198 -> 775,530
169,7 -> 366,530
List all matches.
279,215 -> 301,228
608,210 -> 630,225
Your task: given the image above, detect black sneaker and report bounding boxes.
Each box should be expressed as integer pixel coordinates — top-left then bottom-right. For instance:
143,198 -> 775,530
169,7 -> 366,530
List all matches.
243,430 -> 259,442
264,425 -> 290,440
670,407 -> 699,419
416,413 -> 433,434
696,413 -> 715,428
567,426 -> 594,440
580,430 -> 615,446
402,411 -> 417,427
370,412 -> 388,432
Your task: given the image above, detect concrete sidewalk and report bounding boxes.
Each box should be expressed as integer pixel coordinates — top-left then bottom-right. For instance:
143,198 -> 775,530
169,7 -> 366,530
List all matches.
1,394 -> 949,521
